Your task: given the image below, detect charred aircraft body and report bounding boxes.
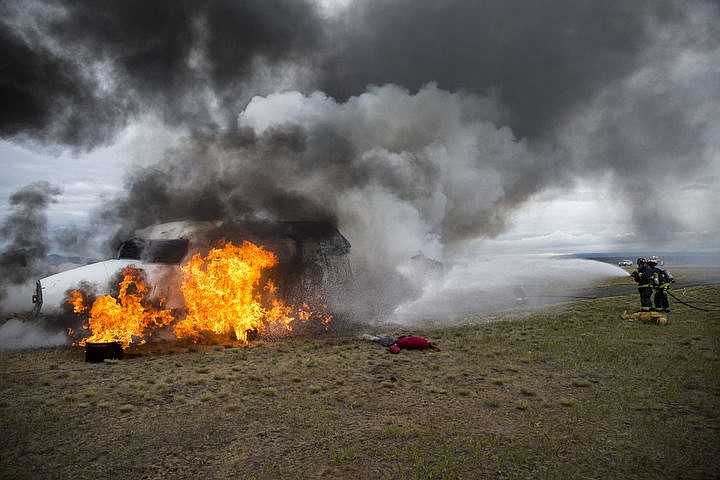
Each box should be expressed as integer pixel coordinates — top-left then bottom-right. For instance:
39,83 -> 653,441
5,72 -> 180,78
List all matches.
32,221 -> 352,317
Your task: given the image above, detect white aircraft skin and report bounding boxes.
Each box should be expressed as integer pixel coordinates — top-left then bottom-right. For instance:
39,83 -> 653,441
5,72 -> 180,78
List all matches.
34,259 -> 142,315
34,259 -> 189,316
31,220 -> 352,317
33,221 -> 210,316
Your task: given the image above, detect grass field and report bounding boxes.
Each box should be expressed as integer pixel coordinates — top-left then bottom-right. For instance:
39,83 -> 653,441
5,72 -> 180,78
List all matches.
1,281 -> 718,479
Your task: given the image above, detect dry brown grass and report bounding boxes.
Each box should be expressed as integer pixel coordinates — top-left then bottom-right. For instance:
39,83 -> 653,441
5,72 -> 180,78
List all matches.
1,284 -> 719,479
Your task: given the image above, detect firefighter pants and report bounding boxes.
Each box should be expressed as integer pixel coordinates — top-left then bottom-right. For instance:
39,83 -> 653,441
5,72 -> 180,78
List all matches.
654,288 -> 670,310
638,286 -> 653,311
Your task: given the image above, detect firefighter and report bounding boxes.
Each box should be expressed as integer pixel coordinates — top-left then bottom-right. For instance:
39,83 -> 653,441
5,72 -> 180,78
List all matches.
647,258 -> 674,312
630,258 -> 654,312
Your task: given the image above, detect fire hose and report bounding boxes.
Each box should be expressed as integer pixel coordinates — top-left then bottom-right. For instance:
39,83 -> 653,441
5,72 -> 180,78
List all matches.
524,291 -> 720,312
666,290 -> 718,312
524,295 -> 600,300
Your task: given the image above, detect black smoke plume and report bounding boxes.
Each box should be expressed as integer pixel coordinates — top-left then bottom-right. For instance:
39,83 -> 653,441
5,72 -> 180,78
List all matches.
320,0 -> 676,139
1,0 -> 324,148
1,0 -> 718,270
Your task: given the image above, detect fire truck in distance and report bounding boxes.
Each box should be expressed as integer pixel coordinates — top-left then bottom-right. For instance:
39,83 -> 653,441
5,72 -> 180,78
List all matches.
648,255 -> 664,266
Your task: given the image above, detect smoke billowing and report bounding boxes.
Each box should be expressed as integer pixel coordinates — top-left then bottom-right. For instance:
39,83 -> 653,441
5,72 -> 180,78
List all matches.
0,181 -> 60,301
0,0 -> 324,148
320,0 -> 669,138
96,85 -> 538,261
0,318 -> 68,350
1,0 -> 719,321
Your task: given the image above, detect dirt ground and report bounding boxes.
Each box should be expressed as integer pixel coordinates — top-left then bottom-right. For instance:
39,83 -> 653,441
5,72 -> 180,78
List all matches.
1,275 -> 719,479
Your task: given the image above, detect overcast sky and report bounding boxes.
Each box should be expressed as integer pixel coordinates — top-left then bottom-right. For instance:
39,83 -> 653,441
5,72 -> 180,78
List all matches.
1,0 -> 719,265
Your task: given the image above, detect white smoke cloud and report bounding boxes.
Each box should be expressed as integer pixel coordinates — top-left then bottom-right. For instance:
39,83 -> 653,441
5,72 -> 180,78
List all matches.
0,318 -> 69,350
337,186 -> 442,272
233,84 -> 642,324
238,84 -> 541,274
392,256 -> 629,324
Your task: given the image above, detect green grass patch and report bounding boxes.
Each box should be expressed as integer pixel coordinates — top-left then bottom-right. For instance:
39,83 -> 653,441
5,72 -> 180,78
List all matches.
0,282 -> 718,480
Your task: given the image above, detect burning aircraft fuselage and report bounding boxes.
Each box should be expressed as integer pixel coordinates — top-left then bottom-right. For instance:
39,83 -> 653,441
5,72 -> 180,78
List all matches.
32,220 -> 352,344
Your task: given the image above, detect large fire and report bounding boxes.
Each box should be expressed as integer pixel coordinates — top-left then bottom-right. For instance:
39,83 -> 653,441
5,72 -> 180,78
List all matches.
72,267 -> 174,348
70,240 -> 332,348
175,240 -> 292,342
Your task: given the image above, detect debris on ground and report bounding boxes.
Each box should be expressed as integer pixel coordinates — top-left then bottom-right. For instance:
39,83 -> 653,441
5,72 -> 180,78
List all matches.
361,334 -> 397,346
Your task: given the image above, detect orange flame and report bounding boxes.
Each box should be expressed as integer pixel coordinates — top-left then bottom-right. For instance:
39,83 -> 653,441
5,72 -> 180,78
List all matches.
68,240 -> 333,348
174,241 -> 300,342
73,267 -> 174,348
68,290 -> 86,313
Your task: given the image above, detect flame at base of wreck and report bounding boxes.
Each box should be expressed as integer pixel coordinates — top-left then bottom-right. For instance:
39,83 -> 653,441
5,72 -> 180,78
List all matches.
175,240 -> 290,342
70,240 -> 333,349
73,267 -> 174,348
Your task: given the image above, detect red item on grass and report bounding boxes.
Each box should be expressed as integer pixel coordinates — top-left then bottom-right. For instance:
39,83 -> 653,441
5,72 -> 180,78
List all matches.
388,336 -> 441,353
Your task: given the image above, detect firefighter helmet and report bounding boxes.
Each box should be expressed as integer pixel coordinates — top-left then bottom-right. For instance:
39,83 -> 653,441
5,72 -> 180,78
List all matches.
636,257 -> 646,266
